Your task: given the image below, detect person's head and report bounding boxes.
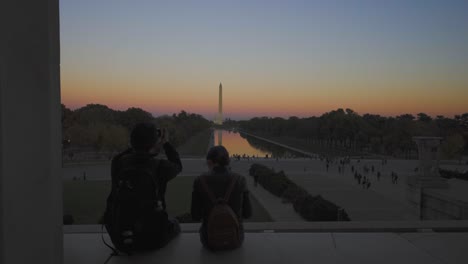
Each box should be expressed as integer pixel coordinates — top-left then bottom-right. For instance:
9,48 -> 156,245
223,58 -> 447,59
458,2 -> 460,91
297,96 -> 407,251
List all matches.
130,122 -> 158,152
206,145 -> 230,169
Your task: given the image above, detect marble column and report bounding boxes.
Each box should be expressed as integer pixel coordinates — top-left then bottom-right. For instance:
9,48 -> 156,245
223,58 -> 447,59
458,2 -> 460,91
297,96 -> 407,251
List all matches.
0,0 -> 62,263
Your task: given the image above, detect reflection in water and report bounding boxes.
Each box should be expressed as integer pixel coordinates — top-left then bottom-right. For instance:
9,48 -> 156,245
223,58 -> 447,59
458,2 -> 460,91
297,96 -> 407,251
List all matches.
213,130 -> 305,158
240,133 -> 307,158
214,130 -> 271,157
217,129 -> 222,146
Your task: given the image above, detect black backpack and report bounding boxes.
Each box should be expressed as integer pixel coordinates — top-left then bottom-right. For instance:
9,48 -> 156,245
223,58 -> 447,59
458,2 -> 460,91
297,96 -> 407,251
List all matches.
104,154 -> 169,254
200,174 -> 241,250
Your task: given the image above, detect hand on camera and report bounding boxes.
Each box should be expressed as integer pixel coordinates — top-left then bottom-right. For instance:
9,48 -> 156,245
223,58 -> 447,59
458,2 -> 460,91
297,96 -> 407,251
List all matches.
158,128 -> 169,145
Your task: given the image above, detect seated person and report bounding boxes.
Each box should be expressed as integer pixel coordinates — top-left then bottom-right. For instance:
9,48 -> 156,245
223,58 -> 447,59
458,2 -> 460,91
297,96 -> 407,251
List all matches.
191,146 -> 252,250
104,122 -> 182,253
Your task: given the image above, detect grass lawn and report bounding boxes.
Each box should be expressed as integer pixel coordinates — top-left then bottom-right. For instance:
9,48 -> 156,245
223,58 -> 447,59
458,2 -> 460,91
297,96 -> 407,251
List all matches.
63,176 -> 272,224
63,180 -> 110,224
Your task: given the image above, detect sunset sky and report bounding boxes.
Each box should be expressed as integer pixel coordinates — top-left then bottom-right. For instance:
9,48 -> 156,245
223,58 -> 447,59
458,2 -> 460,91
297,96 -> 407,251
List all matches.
60,0 -> 468,120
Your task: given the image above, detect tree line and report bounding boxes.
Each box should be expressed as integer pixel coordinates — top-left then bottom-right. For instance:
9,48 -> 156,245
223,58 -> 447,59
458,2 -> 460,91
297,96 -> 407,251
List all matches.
234,109 -> 468,159
61,104 -> 211,152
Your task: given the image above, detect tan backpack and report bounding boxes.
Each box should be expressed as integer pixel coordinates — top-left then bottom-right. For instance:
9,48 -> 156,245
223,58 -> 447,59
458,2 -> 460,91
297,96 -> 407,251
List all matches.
200,174 -> 241,250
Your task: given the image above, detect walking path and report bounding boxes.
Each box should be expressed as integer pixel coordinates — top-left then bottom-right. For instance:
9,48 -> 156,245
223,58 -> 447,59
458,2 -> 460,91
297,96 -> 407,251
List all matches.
244,173 -> 304,222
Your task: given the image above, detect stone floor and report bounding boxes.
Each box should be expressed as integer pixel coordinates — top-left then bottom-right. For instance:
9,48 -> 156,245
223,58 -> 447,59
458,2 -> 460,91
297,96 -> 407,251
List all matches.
64,231 -> 468,264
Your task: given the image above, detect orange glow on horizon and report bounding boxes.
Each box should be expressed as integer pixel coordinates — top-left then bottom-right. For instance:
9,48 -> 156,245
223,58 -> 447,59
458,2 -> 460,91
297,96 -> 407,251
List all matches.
61,71 -> 468,119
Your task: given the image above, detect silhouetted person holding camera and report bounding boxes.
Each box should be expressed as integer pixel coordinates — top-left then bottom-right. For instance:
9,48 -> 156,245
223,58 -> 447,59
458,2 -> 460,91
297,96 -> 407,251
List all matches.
191,146 -> 252,251
104,122 -> 182,254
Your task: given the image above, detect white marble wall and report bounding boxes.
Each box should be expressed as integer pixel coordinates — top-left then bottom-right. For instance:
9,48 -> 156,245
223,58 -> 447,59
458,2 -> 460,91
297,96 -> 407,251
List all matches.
0,0 -> 62,263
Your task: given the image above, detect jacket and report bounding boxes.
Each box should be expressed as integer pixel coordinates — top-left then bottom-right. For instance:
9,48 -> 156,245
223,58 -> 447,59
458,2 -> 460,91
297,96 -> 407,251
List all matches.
110,142 -> 182,209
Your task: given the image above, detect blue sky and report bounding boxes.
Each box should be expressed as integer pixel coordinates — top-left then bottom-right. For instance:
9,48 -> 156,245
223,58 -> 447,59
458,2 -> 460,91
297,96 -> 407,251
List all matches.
60,0 -> 468,119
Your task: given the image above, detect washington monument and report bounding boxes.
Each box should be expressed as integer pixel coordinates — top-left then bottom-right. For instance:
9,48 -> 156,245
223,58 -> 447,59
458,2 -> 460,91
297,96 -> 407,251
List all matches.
217,82 -> 223,125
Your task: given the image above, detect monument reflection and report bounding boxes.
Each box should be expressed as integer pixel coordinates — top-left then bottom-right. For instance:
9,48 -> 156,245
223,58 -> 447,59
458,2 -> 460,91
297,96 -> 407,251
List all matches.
214,130 -> 272,157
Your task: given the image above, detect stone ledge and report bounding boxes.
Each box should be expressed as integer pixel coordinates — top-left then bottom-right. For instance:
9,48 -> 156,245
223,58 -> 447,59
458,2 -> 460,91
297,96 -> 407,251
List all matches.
65,232 -> 468,264
64,220 -> 468,234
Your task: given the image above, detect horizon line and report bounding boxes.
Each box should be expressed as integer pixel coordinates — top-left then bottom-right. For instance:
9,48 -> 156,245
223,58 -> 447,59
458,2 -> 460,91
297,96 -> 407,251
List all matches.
62,103 -> 467,121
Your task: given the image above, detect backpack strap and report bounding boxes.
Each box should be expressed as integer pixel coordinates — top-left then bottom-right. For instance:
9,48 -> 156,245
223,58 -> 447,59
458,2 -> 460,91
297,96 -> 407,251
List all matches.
200,175 -> 217,204
101,223 -> 119,256
224,174 -> 239,202
200,173 -> 239,203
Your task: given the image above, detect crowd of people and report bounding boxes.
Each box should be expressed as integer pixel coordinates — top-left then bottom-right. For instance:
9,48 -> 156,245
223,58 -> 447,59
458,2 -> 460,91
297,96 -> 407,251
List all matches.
321,156 -> 400,191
